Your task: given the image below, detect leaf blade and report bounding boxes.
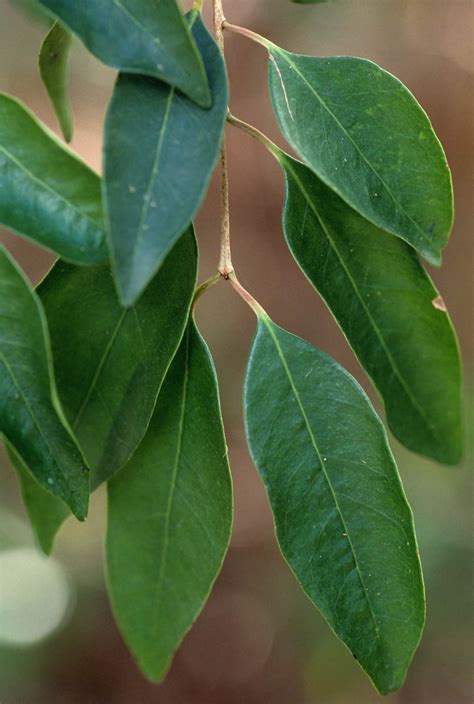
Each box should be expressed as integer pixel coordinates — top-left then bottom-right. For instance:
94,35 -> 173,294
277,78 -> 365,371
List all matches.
268,51 -> 453,263
244,316 -> 425,694
104,15 -> 228,305
0,247 -> 89,519
39,20 -> 74,142
0,93 -> 106,265
38,228 -> 198,487
106,319 -> 233,681
37,0 -> 210,107
278,152 -> 463,464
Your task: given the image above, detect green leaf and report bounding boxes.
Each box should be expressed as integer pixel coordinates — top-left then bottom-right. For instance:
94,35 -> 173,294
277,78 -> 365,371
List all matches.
37,0 -> 211,107
7,442 -> 69,554
0,247 -> 89,520
244,314 -> 425,694
0,93 -> 106,265
277,152 -> 463,464
104,15 -> 227,305
39,21 -> 74,143
268,50 -> 453,264
107,319 -> 232,682
38,228 -> 197,488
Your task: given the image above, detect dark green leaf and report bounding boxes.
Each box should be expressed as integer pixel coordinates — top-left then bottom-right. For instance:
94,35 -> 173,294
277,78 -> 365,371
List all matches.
245,315 -> 425,694
277,152 -> 462,464
107,320 -> 232,682
268,50 -> 453,264
7,442 -> 69,554
39,20 -> 74,142
37,0 -> 211,107
38,228 -> 197,487
0,247 -> 89,519
0,93 -> 106,265
104,15 -> 227,305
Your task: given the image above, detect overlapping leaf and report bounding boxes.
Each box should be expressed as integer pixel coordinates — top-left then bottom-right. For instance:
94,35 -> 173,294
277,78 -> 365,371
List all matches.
245,315 -> 425,694
268,50 -> 453,264
38,0 -> 210,107
0,94 -> 106,264
104,14 -> 228,305
0,247 -> 89,519
38,228 -> 197,487
107,320 -> 232,682
277,151 -> 462,464
39,21 -> 74,143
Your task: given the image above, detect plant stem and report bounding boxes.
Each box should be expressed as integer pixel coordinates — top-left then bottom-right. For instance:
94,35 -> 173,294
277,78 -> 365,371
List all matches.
223,22 -> 272,49
193,273 -> 221,308
228,272 -> 267,318
227,113 -> 281,160
192,0 -> 204,12
213,0 -> 234,278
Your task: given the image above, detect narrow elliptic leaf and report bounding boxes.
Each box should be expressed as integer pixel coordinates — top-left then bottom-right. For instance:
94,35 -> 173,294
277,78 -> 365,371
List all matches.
268,49 -> 453,264
104,15 -> 227,306
0,247 -> 89,519
244,315 -> 425,694
39,21 -> 74,143
38,228 -> 197,487
107,320 -> 232,682
7,442 -> 69,555
0,93 -> 106,265
37,0 -> 211,107
278,152 -> 463,465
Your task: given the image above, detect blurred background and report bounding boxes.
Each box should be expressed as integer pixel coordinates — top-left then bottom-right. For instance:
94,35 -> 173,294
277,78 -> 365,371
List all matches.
0,0 -> 472,702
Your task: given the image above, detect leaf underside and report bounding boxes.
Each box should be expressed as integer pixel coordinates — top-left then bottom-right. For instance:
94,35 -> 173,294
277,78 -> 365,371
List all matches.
39,20 -> 74,143
104,14 -> 228,305
0,247 -> 89,519
278,151 -> 463,464
245,316 -> 425,694
107,320 -> 233,682
268,50 -> 453,264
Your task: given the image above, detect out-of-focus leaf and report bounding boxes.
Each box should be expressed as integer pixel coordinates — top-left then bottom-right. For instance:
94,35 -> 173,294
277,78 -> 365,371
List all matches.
39,21 -> 74,142
107,320 -> 232,682
104,14 -> 227,305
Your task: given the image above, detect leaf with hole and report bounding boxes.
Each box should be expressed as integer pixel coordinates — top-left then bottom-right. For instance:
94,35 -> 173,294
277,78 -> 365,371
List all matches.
104,14 -> 227,305
244,314 -> 425,694
38,227 -> 197,488
37,0 -> 210,107
39,20 -> 74,142
0,93 -> 106,265
107,319 -> 233,682
277,151 -> 462,464
0,247 -> 89,519
268,49 -> 453,264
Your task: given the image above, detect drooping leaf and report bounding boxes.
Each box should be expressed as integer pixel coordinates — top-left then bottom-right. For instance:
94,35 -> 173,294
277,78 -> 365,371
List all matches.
244,314 -> 425,694
277,151 -> 462,464
104,14 -> 227,305
107,320 -> 232,682
39,20 -> 74,142
37,0 -> 211,107
7,442 -> 69,555
38,228 -> 197,488
0,93 -> 106,265
0,247 -> 89,519
268,49 -> 453,264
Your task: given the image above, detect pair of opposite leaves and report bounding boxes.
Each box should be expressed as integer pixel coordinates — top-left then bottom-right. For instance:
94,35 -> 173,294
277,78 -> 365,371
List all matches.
0,4 -> 461,697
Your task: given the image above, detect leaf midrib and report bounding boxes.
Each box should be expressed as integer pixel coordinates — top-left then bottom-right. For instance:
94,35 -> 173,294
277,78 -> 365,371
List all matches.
273,51 -> 431,248
261,317 -> 383,654
284,158 -> 438,442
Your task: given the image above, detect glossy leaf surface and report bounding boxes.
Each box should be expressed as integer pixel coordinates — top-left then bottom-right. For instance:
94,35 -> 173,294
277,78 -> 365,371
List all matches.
0,247 -> 89,519
278,152 -> 462,464
39,228 -> 197,487
104,15 -> 227,305
39,20 -> 74,142
7,443 -> 69,554
107,320 -> 232,682
245,315 -> 425,694
0,94 -> 106,265
38,0 -> 210,107
268,49 -> 453,264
